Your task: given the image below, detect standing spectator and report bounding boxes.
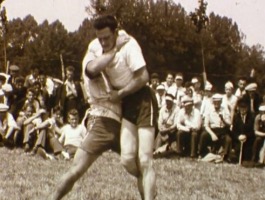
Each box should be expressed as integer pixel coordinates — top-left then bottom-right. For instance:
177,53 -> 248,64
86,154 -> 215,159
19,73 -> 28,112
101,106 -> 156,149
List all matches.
57,66 -> 85,122
169,73 -> 185,106
200,81 -> 214,119
24,66 -> 40,88
7,65 -> 20,87
244,83 -> 262,115
176,95 -> 202,158
191,76 -> 203,110
231,97 -> 255,162
154,93 -> 178,153
198,94 -> 232,162
59,109 -> 86,158
155,84 -> 166,110
222,81 -> 237,122
161,73 -> 176,94
234,76 -> 247,99
149,73 -> 160,91
251,104 -> 265,163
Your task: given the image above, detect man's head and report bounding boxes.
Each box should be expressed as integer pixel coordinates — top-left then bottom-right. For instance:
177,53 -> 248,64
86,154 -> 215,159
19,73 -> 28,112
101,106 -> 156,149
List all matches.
67,109 -> 79,128
150,73 -> 159,87
66,66 -> 75,81
26,88 -> 35,102
156,84 -> 165,96
182,95 -> 194,114
30,66 -> 40,78
237,97 -> 249,115
165,93 -> 174,109
224,81 -> 234,97
191,76 -> 201,90
9,65 -> 19,77
15,76 -> 25,89
24,104 -> 35,118
165,73 -> 174,86
212,93 -> 223,110
238,76 -> 247,90
245,83 -> 257,97
93,15 -> 118,52
175,73 -> 183,87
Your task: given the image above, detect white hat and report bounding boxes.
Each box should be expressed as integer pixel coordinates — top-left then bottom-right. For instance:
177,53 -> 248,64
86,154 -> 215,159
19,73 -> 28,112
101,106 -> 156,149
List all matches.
165,94 -> 174,102
212,93 -> 223,101
156,84 -> 165,91
225,81 -> 234,89
0,103 -> 9,112
191,77 -> 199,84
175,75 -> 183,80
245,83 -> 257,91
204,81 -> 213,91
259,104 -> 265,112
181,95 -> 193,106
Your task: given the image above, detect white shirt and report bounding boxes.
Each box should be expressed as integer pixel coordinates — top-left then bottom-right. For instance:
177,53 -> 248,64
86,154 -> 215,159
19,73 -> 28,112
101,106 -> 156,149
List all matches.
59,124 -> 86,147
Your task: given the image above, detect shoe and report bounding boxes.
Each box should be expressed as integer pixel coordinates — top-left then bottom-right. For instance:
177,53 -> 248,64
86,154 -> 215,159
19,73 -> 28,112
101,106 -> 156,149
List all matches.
61,151 -> 70,160
24,143 -> 31,153
36,147 -> 47,159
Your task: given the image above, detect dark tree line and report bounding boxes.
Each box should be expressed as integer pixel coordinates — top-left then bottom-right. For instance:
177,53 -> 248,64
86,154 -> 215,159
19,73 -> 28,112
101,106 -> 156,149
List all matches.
0,0 -> 264,91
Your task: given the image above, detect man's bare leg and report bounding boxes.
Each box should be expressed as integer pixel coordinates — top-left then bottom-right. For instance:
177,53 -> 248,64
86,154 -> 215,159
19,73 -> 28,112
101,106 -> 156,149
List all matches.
50,148 -> 98,200
138,127 -> 156,200
120,119 -> 144,198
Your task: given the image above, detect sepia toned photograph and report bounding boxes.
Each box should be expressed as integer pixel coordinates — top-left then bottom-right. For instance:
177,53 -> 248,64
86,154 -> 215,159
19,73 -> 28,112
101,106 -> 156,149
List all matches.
0,0 -> 264,199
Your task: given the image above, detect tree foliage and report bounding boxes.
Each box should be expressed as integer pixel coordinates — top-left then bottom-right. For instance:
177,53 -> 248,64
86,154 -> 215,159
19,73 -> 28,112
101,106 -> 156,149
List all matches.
0,0 -> 264,89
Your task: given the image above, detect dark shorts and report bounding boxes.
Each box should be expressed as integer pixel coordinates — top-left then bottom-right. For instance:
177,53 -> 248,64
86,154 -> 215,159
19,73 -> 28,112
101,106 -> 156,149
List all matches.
122,86 -> 158,127
80,116 -> 121,155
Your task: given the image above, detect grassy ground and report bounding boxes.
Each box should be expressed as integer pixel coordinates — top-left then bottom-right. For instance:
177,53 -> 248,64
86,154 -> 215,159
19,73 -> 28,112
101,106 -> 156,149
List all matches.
0,147 -> 264,200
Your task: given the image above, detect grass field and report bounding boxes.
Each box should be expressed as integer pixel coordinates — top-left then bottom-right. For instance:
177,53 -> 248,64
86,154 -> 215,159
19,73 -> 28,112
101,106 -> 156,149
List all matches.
0,147 -> 265,200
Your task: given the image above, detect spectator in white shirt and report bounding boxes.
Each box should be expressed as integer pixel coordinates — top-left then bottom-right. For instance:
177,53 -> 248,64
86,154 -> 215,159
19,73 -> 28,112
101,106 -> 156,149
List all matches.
176,95 -> 202,158
59,109 -> 86,158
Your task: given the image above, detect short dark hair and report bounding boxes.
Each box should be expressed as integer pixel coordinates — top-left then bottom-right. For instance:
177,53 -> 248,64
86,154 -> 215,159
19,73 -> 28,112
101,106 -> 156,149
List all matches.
66,65 -> 75,72
68,109 -> 79,118
93,15 -> 118,32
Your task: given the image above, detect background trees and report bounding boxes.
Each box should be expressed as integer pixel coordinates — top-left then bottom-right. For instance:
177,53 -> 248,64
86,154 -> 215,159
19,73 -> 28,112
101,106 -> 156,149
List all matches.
0,0 -> 264,91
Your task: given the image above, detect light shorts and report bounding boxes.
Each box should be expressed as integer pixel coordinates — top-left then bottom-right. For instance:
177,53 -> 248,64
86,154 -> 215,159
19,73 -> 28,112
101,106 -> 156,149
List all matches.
122,86 -> 158,127
80,116 -> 121,155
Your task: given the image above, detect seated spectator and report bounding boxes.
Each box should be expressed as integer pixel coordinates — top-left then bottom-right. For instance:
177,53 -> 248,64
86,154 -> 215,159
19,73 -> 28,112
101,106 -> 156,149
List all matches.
251,104 -> 265,163
154,94 -> 178,155
0,104 -> 18,147
19,105 -> 46,152
176,96 -> 202,158
231,97 -> 255,162
31,106 -> 69,159
198,94 -> 232,162
58,109 -> 86,158
32,81 -> 49,110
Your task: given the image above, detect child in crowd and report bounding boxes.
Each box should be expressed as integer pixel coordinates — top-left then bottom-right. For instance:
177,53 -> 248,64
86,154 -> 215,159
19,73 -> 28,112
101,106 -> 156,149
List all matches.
59,109 -> 86,158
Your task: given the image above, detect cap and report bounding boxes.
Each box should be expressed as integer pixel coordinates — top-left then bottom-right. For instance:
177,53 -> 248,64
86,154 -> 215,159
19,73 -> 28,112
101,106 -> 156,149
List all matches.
204,81 -> 213,91
259,104 -> 265,112
245,83 -> 257,91
156,84 -> 165,91
9,65 -> 19,71
191,77 -> 199,84
0,103 -> 9,112
175,75 -> 183,80
212,93 -> 223,101
225,81 -> 234,89
165,93 -> 174,102
181,95 -> 193,106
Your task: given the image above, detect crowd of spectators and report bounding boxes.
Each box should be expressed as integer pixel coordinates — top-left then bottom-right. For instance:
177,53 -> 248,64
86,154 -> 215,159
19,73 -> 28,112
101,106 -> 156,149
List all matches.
1,64 -> 265,167
0,64 -> 89,160
151,72 -> 265,167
